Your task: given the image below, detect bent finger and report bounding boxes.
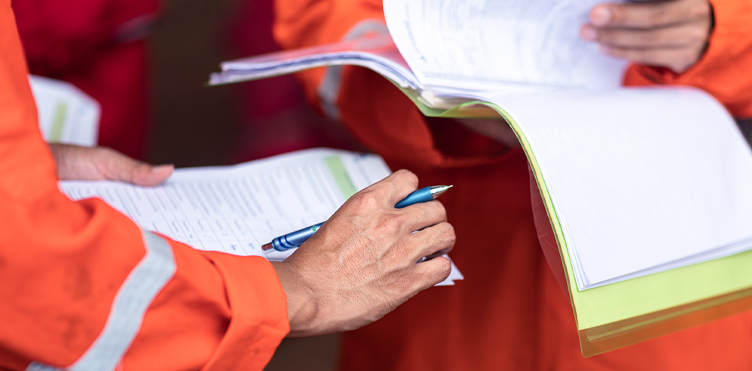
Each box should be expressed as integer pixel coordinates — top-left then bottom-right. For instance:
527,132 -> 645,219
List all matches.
100,148 -> 174,186
399,200 -> 448,233
581,22 -> 708,49
363,169 -> 420,208
410,256 -> 452,291
600,44 -> 704,73
591,1 -> 709,29
406,221 -> 456,263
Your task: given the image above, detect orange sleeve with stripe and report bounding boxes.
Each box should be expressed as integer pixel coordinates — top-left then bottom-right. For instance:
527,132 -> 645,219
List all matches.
625,0 -> 752,119
0,2 -> 288,370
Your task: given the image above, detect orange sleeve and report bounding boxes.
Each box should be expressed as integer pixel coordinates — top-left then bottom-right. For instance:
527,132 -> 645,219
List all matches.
624,0 -> 752,119
274,0 -> 509,169
0,2 -> 288,370
274,0 -> 385,110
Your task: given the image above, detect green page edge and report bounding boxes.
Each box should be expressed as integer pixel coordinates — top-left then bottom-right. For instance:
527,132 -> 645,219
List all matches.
395,85 -> 752,330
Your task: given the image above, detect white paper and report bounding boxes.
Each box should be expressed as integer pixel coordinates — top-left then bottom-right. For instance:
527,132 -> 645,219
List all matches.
59,148 -> 462,286
487,88 -> 752,290
384,0 -> 628,92
211,35 -> 421,90
29,75 -> 100,146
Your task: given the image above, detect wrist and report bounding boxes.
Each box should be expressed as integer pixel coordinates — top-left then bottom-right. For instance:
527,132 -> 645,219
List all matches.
270,261 -> 322,337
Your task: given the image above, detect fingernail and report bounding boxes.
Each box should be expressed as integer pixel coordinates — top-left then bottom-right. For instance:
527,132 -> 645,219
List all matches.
151,164 -> 174,173
580,25 -> 597,41
592,6 -> 611,26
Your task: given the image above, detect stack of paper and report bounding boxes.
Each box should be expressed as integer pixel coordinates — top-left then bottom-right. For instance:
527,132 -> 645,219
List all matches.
209,35 -> 418,90
59,149 -> 463,286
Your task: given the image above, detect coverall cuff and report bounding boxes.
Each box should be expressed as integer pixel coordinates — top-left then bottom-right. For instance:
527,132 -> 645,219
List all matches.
200,252 -> 290,371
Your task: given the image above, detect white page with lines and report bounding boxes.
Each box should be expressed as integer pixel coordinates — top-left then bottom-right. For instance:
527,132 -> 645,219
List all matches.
59,148 -> 462,285
383,0 -> 627,93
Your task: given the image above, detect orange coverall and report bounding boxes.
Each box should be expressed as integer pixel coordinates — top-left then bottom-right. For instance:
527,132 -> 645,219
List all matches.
274,0 -> 752,369
0,2 -> 288,370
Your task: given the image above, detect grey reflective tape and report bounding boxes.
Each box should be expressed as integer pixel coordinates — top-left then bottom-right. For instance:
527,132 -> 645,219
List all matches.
27,231 -> 176,371
317,20 -> 390,121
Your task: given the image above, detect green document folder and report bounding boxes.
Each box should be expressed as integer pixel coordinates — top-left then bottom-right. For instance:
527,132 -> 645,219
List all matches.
397,85 -> 752,357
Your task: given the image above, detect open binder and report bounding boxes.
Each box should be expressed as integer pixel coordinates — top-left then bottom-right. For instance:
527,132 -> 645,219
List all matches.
208,4 -> 752,355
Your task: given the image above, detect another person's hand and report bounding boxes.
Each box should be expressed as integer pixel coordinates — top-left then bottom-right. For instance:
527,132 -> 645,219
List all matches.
580,0 -> 713,73
271,170 -> 455,337
50,143 -> 173,186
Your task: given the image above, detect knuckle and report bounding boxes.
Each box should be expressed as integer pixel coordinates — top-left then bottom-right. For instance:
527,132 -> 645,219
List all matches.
374,213 -> 402,236
439,223 -> 457,243
394,169 -> 419,185
434,258 -> 452,280
392,169 -> 419,191
349,191 -> 380,212
690,1 -> 710,19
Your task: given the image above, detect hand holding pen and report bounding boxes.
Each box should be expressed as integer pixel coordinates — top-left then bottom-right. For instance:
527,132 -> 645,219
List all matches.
269,170 -> 456,336
263,185 -> 452,252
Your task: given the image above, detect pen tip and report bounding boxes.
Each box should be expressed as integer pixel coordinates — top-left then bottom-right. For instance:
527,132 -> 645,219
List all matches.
430,185 -> 453,199
262,243 -> 273,251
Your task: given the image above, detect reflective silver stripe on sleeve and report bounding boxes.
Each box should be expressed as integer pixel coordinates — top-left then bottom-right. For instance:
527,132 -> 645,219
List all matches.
317,19 -> 390,121
27,230 -> 177,371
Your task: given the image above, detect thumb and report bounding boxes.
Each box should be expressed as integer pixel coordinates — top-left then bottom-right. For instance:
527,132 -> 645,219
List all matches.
101,151 -> 174,187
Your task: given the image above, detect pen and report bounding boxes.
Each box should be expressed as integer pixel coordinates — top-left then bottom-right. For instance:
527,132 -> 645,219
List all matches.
262,185 -> 453,252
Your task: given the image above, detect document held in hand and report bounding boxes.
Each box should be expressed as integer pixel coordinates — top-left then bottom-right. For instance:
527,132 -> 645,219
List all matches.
59,149 -> 463,286
208,0 -> 752,356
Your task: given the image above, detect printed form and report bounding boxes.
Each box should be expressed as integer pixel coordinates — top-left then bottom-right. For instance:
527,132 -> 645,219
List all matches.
384,0 -> 628,92
59,148 -> 463,285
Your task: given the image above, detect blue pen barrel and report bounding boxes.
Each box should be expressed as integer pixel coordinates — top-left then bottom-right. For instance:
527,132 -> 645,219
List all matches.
394,186 -> 433,209
271,222 -> 325,251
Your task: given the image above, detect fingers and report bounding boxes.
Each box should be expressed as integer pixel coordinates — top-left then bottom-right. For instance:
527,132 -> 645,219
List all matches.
50,143 -> 173,186
366,169 -> 419,208
51,144 -> 104,181
405,221 -> 455,263
582,0 -> 712,73
411,256 -> 452,291
401,200 -> 448,233
101,150 -> 174,187
600,45 -> 703,73
581,22 -> 707,49
590,1 -> 708,29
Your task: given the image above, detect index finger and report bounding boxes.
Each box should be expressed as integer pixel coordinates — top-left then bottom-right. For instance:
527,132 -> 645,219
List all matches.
364,169 -> 420,207
590,1 -> 708,29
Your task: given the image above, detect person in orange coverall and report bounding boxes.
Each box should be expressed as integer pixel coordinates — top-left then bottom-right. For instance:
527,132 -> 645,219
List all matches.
274,0 -> 752,369
0,2 -> 457,369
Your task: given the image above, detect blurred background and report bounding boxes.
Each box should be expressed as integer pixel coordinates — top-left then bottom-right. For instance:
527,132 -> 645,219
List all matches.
149,0 -> 363,167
